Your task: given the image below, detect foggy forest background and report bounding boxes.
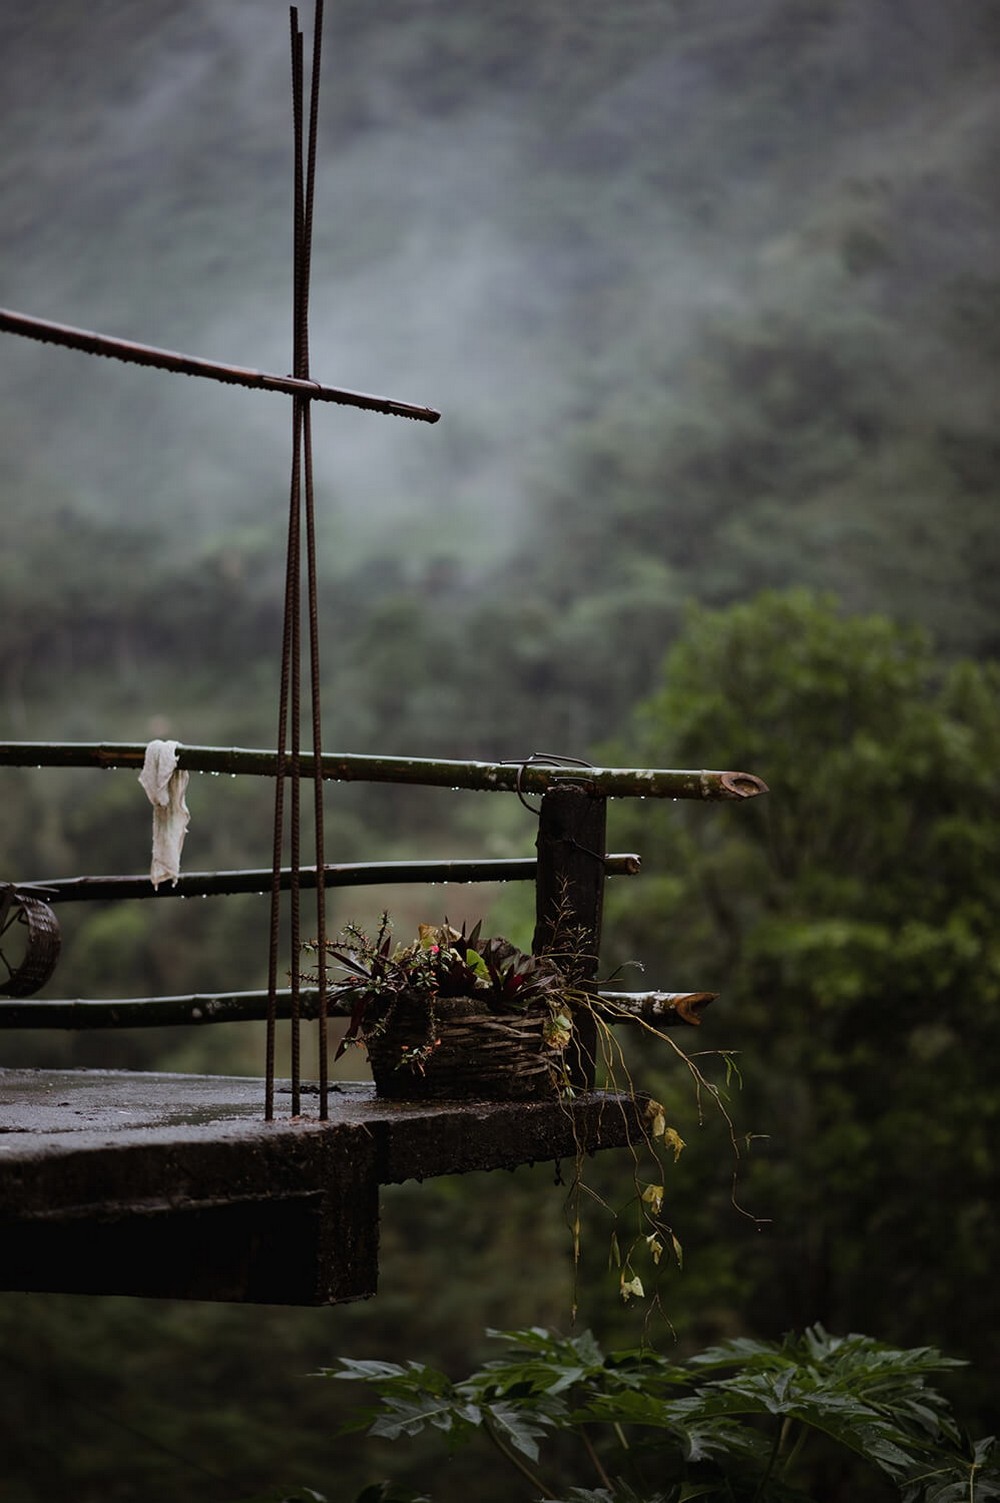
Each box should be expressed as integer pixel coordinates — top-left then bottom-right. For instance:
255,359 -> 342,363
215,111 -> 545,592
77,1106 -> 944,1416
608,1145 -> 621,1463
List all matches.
1,1 -> 999,1499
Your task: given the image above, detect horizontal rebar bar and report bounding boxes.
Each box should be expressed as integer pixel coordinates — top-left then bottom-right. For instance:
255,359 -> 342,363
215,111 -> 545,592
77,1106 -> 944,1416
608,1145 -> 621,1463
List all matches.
0,743 -> 768,801
0,988 -> 714,1030
16,855 -> 641,904
0,308 -> 441,424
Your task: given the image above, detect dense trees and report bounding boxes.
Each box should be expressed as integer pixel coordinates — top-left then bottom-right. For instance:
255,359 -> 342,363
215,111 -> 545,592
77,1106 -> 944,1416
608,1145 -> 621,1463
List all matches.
328,1324 -> 1000,1503
600,593 -> 1000,1422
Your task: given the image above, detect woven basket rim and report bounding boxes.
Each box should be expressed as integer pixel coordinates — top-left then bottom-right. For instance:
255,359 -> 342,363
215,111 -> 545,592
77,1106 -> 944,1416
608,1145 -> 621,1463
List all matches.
363,990 -> 564,1100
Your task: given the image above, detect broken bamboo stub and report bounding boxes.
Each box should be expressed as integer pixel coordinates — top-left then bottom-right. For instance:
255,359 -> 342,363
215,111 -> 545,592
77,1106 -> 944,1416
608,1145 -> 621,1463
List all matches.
596,991 -> 716,1026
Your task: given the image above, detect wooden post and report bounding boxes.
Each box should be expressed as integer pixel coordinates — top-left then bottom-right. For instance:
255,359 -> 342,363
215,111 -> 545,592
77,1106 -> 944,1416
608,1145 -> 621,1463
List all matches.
533,785 -> 607,1089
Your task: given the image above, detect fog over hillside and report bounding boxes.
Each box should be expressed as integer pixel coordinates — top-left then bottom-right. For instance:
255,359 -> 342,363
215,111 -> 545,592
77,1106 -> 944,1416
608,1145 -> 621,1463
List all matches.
0,0 -> 998,744
1,0 -> 996,562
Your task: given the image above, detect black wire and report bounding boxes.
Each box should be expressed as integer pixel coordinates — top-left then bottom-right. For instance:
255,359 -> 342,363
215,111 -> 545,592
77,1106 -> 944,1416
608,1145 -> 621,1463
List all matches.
501,751 -> 595,815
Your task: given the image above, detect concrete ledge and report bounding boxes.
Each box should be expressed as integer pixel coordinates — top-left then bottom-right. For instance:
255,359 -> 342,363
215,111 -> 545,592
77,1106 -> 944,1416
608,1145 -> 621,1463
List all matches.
0,1069 -> 644,1305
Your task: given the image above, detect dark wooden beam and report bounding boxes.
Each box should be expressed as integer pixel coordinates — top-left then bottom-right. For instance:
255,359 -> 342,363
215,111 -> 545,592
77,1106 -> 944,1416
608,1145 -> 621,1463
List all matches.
533,784 -> 609,1087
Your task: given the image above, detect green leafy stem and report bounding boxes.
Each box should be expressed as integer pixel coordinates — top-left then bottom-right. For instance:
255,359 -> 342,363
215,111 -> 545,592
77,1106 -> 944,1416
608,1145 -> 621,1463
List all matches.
320,1325 -> 999,1503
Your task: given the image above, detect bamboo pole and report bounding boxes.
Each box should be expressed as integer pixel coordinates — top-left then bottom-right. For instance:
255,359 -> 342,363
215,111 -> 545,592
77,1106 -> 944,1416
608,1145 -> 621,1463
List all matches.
0,743 -> 767,801
0,308 -> 440,424
0,989 -> 713,1030
595,990 -> 716,1026
0,991 -> 302,1029
16,855 -> 642,904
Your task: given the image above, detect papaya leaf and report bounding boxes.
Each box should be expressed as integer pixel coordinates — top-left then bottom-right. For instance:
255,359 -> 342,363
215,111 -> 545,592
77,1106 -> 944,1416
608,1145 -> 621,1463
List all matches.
483,1400 -> 552,1461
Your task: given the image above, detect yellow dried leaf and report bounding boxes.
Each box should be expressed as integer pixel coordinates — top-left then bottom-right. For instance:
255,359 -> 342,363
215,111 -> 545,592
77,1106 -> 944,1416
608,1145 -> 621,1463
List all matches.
543,1011 -> 573,1050
663,1127 -> 686,1163
645,1233 -> 664,1265
620,1273 -> 644,1302
645,1098 -> 667,1139
641,1183 -> 664,1215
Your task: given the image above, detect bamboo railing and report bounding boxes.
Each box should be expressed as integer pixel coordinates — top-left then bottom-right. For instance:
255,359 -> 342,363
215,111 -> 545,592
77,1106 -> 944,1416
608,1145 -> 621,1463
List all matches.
0,989 -> 715,1030
0,742 -> 767,801
0,742 -> 761,1039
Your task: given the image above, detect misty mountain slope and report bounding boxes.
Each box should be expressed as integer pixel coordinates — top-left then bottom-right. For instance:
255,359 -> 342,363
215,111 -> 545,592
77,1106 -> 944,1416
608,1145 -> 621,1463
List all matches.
0,0 -> 998,751
487,19 -> 1000,691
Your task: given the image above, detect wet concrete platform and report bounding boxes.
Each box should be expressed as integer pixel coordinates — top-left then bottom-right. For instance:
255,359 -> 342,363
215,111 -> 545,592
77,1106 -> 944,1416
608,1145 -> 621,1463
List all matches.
0,1069 -> 643,1305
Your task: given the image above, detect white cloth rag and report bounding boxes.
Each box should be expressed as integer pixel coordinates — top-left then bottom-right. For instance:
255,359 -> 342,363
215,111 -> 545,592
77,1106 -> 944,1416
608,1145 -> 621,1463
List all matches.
138,739 -> 190,889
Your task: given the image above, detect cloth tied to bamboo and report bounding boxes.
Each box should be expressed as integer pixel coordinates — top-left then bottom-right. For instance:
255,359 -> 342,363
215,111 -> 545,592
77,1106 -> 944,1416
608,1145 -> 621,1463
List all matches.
138,739 -> 190,889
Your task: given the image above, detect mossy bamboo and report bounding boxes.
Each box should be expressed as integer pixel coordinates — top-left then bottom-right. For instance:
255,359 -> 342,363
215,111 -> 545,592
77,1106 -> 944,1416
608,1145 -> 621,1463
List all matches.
17,855 -> 641,903
0,989 -> 713,1029
0,742 -> 767,800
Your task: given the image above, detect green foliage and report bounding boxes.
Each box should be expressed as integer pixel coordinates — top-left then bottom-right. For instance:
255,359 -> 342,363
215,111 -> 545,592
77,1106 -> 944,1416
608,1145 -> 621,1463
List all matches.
326,917 -> 569,1016
600,592 -> 1000,1417
352,1487 -> 430,1503
329,1325 -> 999,1503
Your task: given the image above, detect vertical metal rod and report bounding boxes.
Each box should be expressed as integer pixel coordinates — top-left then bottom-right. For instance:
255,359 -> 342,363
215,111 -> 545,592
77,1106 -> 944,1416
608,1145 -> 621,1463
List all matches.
300,0 -> 324,376
304,1 -> 329,1117
291,13 -> 305,369
264,394 -> 299,1121
266,3 -> 327,1118
303,405 -> 328,1116
288,407 -> 303,1115
268,8 -> 306,1119
288,12 -> 306,1116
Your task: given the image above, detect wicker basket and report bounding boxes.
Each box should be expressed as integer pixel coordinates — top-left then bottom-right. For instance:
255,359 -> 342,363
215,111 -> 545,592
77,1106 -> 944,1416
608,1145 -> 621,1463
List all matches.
364,993 -> 563,1101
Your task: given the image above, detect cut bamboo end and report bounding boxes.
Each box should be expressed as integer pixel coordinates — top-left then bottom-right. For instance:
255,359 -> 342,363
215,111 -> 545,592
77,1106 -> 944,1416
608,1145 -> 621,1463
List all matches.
595,991 -> 717,1026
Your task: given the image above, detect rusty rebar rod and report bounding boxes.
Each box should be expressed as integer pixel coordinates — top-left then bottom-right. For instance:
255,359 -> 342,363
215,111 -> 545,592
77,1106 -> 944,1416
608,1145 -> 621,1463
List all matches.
0,988 -> 711,1030
14,854 -> 642,904
0,308 -> 440,423
0,743 -> 767,800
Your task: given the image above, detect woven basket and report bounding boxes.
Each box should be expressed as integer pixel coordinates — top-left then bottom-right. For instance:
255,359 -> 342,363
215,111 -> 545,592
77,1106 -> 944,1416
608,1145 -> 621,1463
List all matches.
364,993 -> 562,1101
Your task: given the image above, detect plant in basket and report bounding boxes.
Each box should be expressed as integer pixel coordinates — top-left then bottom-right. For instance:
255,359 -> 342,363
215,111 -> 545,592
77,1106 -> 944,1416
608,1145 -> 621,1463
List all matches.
310,914 -> 583,1101
307,914 -> 761,1314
